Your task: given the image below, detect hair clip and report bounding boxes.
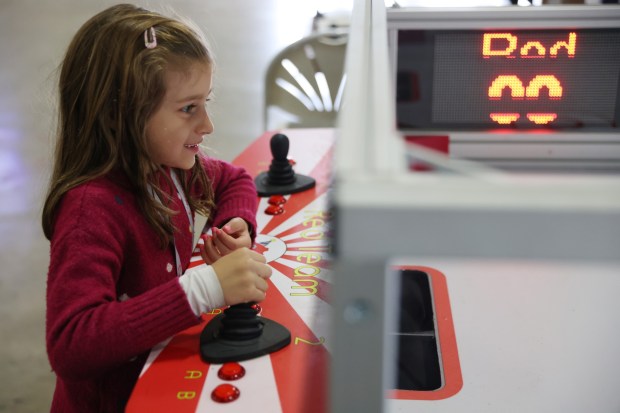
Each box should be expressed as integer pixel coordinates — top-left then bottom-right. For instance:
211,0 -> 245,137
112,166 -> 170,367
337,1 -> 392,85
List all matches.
144,27 -> 157,49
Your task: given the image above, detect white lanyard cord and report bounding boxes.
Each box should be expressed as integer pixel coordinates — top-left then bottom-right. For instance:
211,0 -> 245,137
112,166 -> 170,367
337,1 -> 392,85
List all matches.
148,170 -> 194,277
170,170 -> 194,233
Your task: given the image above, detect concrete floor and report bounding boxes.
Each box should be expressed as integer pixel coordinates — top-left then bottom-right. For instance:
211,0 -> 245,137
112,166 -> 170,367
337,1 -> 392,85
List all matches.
0,1 -> 350,411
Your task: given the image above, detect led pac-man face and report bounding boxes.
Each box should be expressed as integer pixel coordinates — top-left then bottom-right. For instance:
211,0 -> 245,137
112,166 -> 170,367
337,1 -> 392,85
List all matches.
395,28 -> 620,131
484,32 -> 575,126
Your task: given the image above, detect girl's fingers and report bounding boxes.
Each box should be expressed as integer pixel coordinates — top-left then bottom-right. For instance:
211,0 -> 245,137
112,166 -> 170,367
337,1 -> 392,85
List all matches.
216,226 -> 250,251
198,243 -> 215,265
223,218 -> 247,237
249,289 -> 267,303
211,228 -> 233,255
201,234 -> 221,263
198,243 -> 209,264
246,248 -> 267,263
255,276 -> 269,293
253,261 -> 272,279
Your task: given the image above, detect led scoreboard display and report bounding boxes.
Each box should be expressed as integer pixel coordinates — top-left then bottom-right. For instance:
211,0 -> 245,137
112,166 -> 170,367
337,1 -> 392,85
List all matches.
389,8 -> 620,132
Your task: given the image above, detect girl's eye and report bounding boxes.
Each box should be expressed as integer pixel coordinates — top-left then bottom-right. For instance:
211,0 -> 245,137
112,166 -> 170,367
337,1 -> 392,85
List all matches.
181,104 -> 197,114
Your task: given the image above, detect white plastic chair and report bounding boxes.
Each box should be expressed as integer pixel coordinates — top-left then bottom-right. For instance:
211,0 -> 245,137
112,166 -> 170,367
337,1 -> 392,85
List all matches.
264,32 -> 348,130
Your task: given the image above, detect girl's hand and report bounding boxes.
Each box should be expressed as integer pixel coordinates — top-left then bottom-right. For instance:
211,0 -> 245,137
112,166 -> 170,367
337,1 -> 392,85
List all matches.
199,217 -> 252,264
211,247 -> 272,305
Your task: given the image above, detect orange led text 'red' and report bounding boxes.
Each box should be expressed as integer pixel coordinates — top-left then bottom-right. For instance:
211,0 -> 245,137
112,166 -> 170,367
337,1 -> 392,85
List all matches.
483,32 -> 576,125
482,32 -> 577,58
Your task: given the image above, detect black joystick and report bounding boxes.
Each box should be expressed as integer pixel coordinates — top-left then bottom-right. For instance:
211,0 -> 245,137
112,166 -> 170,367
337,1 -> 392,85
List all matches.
200,303 -> 291,363
254,133 -> 316,196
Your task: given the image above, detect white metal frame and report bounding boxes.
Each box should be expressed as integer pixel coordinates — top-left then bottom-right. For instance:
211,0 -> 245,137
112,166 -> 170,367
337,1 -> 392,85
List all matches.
330,2 -> 620,412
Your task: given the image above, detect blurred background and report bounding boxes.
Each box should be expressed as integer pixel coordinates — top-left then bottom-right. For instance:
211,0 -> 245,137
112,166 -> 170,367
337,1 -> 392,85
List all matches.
0,0 -> 609,411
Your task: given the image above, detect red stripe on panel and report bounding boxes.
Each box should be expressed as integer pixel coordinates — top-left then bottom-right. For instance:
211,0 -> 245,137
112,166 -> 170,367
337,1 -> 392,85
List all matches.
261,279 -> 329,413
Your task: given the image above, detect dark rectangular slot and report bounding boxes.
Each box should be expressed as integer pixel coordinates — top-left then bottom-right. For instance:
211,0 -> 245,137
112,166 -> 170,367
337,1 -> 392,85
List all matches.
395,269 -> 442,391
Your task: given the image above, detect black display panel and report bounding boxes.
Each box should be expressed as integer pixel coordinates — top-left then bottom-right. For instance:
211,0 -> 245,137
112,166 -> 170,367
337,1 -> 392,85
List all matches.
396,29 -> 620,130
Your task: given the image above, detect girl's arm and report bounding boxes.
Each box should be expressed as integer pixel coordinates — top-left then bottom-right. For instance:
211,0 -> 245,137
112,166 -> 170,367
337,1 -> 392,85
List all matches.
46,226 -> 198,381
202,157 -> 258,241
46,184 -> 199,381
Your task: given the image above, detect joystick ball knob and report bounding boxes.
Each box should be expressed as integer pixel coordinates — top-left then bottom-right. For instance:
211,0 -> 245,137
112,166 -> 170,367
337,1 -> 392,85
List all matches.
254,133 -> 316,196
267,134 -> 296,186
270,133 -> 289,161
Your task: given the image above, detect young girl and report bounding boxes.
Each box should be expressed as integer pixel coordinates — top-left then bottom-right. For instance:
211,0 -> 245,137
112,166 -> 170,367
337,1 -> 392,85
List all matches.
41,4 -> 271,412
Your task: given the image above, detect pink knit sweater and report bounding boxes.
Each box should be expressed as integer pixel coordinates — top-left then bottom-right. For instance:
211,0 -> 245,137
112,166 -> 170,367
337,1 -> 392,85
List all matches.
46,157 -> 257,412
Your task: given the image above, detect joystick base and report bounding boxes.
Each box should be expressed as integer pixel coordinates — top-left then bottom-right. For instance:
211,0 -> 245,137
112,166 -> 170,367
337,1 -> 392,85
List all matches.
255,172 -> 316,197
200,313 -> 291,364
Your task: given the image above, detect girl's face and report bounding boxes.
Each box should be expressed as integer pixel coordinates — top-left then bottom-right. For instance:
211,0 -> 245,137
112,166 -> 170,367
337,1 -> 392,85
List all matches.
146,62 -> 213,170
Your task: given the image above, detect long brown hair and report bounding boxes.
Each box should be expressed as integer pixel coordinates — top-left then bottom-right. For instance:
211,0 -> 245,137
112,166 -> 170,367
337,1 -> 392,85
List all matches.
42,4 -> 215,247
